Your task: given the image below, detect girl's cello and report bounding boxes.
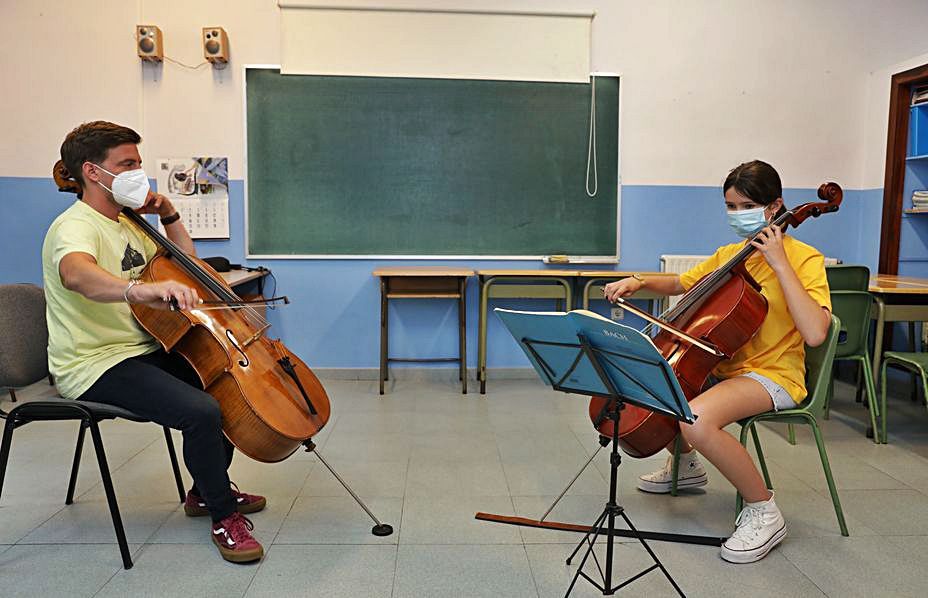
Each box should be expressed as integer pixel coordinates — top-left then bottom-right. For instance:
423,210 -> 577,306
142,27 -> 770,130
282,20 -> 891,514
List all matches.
589,182 -> 842,458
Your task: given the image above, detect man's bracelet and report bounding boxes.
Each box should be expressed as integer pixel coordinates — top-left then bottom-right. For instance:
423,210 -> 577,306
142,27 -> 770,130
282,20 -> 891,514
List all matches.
124,279 -> 143,303
160,212 -> 181,225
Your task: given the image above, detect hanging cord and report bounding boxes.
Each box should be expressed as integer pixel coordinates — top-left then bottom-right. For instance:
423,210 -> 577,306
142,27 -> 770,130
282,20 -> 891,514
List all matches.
264,269 -> 279,310
585,75 -> 598,198
163,55 -> 209,70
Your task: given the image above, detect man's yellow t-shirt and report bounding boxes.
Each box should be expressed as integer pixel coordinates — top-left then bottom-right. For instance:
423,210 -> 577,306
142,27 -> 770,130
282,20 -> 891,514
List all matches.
42,200 -> 160,399
678,236 -> 831,404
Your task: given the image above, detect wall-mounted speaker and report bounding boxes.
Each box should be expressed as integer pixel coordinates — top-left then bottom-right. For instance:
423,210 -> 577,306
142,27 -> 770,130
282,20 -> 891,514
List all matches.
202,27 -> 229,64
136,25 -> 163,62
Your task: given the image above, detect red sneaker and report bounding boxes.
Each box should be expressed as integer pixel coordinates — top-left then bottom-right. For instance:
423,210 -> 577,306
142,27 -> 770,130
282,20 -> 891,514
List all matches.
211,513 -> 264,563
185,483 -> 267,517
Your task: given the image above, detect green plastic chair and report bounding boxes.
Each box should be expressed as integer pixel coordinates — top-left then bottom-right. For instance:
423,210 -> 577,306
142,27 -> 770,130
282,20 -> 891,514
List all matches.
824,264 -> 871,405
879,352 -> 928,444
825,264 -> 870,291
786,268 -> 871,444
671,314 -> 848,536
821,291 -> 880,443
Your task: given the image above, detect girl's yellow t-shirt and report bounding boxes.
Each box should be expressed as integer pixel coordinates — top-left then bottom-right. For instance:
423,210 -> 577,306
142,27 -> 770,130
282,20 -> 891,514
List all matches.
678,236 -> 831,404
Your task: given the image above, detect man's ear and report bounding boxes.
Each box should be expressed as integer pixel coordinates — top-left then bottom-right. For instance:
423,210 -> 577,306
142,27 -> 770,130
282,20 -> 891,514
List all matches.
82,162 -> 101,184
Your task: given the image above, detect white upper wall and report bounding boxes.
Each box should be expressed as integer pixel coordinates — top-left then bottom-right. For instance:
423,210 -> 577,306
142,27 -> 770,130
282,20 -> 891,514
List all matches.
3,0 -> 928,189
1,0 -> 143,178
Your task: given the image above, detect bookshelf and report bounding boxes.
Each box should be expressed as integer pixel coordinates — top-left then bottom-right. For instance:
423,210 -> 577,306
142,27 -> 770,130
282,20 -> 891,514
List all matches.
900,97 -> 928,277
905,102 -> 928,214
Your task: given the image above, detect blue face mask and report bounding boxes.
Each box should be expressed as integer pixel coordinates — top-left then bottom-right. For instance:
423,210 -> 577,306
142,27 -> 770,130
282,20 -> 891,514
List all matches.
727,206 -> 769,238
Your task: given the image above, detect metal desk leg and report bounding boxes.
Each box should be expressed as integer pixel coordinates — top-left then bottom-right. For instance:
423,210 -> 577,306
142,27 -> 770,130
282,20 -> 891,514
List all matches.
478,276 -> 572,395
909,322 -> 918,402
379,278 -> 388,395
478,276 -> 489,394
870,296 -> 885,441
871,296 -> 885,385
582,279 -> 597,310
459,278 -> 467,394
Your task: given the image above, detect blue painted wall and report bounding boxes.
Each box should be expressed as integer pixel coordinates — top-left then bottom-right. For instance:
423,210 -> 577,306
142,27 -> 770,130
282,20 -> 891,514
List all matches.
0,177 -> 883,369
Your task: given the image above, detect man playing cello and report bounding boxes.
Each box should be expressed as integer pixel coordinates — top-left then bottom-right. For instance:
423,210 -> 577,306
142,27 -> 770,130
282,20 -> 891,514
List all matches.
44,121 -> 265,563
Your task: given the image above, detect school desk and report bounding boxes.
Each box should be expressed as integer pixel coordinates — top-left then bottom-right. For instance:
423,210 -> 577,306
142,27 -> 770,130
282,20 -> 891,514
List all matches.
868,274 -> 928,385
374,267 -> 474,395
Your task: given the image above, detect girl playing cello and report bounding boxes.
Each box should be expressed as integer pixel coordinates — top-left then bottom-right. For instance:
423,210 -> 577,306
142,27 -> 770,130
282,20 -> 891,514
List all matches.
603,160 -> 832,563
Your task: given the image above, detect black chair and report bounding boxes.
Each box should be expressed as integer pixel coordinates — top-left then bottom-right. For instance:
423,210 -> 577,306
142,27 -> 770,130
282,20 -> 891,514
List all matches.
0,283 -> 185,569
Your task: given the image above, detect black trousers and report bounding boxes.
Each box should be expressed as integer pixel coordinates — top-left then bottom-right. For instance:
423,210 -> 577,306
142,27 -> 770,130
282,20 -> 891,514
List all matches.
78,349 -> 236,522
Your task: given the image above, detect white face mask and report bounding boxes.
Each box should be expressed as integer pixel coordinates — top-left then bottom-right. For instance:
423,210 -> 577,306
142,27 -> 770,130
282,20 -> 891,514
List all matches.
93,164 -> 150,209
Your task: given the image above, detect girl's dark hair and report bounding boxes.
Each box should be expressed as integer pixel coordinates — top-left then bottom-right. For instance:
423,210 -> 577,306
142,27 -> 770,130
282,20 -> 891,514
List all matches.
60,121 -> 141,188
723,160 -> 786,217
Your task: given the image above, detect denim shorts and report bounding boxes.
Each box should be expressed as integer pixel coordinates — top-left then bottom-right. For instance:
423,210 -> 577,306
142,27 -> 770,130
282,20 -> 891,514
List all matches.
740,372 -> 796,411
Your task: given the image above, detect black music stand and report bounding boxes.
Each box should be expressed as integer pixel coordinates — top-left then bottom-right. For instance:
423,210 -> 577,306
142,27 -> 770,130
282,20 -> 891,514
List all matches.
476,309 -> 725,597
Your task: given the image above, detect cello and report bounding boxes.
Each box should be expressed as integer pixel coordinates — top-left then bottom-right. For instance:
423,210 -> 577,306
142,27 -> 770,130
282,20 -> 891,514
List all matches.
53,160 -> 392,535
590,182 -> 842,457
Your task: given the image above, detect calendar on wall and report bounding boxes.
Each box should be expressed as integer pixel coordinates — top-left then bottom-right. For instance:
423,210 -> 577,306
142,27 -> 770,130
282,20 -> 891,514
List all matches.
156,157 -> 230,239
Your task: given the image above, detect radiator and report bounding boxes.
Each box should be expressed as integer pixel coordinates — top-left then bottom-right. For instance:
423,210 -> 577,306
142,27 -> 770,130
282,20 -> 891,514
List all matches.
660,255 -> 710,310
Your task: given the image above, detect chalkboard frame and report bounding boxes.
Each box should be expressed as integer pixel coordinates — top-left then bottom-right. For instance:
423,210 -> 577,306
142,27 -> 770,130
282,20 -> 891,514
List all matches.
243,65 -> 621,260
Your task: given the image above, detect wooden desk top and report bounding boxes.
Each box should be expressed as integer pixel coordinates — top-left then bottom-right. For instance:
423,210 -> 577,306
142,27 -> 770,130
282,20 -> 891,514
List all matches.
475,269 -> 676,278
221,269 -> 268,287
373,267 -> 474,277
577,271 -> 675,278
869,274 -> 928,294
476,269 -> 584,277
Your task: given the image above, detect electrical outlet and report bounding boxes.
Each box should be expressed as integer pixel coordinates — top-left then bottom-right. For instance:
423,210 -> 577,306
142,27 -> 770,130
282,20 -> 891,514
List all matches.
610,307 -> 624,321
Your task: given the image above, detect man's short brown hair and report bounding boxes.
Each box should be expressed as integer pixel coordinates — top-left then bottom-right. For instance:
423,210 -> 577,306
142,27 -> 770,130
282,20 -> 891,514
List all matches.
60,121 -> 141,188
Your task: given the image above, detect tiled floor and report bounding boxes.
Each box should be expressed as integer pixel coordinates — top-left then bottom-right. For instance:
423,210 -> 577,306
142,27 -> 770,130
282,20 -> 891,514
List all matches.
1,374 -> 927,597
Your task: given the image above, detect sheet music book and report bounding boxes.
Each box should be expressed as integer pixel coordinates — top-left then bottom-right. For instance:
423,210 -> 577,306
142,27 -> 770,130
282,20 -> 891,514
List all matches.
496,308 -> 694,423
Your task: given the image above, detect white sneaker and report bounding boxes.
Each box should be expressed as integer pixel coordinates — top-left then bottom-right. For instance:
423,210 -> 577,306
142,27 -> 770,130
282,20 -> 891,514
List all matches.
637,453 -> 708,494
720,493 -> 787,564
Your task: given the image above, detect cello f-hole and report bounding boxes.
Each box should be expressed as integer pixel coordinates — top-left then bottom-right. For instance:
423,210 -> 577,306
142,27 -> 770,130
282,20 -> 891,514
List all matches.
225,329 -> 250,367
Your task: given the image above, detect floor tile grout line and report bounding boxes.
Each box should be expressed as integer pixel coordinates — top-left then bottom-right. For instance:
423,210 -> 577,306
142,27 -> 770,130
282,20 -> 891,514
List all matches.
390,452 -> 412,598
779,545 -> 835,597
498,391 -> 543,598
519,541 -> 544,598
90,556 -> 126,598
71,432 -> 164,502
9,503 -> 69,546
269,439 -> 322,547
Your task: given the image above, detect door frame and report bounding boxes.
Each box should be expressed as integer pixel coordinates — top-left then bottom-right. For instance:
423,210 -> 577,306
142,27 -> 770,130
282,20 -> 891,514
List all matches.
879,63 -> 928,275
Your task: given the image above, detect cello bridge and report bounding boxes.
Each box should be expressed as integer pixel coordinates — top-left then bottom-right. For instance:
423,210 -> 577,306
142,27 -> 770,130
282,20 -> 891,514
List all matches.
241,323 -> 271,348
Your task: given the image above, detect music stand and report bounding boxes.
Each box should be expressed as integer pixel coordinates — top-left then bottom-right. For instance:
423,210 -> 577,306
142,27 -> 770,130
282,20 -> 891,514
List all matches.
476,309 -> 725,597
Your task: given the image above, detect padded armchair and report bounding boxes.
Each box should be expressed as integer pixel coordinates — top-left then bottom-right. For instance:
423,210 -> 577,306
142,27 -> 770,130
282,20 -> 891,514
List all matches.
0,283 -> 185,569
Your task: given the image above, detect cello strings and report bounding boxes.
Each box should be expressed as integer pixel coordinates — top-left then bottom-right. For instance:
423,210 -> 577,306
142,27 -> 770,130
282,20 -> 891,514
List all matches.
126,210 -> 271,329
637,212 -> 790,336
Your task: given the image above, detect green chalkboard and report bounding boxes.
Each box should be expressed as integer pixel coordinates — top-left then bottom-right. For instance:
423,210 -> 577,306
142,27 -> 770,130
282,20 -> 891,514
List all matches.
246,69 -> 618,256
